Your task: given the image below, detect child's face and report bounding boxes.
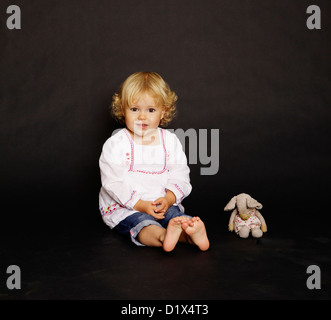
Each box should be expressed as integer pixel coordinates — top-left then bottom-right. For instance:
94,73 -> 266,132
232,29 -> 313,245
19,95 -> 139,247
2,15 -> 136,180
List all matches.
124,91 -> 165,138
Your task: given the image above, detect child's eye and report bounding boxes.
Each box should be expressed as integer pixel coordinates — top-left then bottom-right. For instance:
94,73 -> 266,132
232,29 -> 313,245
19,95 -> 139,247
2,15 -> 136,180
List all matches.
130,107 -> 138,112
148,108 -> 156,113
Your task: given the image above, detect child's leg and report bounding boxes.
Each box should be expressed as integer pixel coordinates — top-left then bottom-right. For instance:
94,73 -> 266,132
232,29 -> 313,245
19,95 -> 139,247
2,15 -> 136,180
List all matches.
115,212 -> 162,247
138,217 -> 185,252
137,224 -> 166,247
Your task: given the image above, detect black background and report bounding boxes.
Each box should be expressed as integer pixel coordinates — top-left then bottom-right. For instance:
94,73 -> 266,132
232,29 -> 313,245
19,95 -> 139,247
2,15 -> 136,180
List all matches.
1,0 -> 330,238
1,0 -> 331,302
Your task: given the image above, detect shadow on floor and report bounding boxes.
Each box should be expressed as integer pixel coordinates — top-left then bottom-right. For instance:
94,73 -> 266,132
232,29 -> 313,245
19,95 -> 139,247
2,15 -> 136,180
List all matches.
1,218 -> 330,300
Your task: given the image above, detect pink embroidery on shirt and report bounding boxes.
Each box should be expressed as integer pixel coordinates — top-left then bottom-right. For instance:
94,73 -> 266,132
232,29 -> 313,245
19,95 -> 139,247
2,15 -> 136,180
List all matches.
124,128 -> 167,174
123,190 -> 137,207
100,203 -> 123,217
174,184 -> 185,202
123,129 -> 135,171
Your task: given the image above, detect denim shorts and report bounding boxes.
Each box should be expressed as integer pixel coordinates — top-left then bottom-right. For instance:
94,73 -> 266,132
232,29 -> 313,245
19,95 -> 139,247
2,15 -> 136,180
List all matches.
114,205 -> 191,246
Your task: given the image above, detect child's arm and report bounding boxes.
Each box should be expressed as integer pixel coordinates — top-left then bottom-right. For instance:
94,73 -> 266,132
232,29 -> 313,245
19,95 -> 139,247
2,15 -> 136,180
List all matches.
165,133 -> 192,206
100,137 -> 141,210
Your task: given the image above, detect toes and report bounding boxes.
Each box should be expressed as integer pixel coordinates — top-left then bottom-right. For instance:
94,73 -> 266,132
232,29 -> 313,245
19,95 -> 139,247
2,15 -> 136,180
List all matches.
180,217 -> 194,228
181,222 -> 189,230
171,217 -> 181,224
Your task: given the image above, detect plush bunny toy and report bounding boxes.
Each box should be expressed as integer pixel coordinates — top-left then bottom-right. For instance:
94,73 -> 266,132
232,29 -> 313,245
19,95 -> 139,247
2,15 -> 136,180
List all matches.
224,193 -> 267,238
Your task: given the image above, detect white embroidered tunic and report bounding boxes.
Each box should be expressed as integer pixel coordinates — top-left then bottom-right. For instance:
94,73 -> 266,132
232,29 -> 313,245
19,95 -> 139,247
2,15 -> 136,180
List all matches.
99,128 -> 192,228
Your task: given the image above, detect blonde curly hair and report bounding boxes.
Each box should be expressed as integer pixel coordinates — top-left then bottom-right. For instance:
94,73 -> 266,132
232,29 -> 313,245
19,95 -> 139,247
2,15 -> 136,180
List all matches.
111,72 -> 177,127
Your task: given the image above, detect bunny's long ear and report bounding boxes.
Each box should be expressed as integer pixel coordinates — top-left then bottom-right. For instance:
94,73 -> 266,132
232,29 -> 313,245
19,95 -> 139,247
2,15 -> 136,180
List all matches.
246,195 -> 263,209
224,196 -> 237,211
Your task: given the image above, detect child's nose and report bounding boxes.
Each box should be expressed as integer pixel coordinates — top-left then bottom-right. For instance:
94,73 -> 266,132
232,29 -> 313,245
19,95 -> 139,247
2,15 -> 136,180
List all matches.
138,112 -> 146,120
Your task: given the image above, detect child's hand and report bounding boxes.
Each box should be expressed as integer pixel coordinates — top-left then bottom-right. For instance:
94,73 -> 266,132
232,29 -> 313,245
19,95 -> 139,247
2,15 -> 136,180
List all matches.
153,191 -> 176,214
152,197 -> 170,214
134,200 -> 165,220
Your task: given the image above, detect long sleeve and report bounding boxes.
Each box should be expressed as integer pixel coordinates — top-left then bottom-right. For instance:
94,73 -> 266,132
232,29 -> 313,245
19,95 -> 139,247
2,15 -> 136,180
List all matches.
99,136 -> 141,210
165,133 -> 192,205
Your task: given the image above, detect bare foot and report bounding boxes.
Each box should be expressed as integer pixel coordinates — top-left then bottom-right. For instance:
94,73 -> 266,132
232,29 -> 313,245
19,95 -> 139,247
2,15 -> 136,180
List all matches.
181,217 -> 210,251
163,217 -> 184,252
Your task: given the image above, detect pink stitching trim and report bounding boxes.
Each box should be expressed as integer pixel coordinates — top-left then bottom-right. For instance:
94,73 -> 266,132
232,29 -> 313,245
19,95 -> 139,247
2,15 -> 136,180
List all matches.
124,128 -> 167,175
123,129 -> 134,171
124,190 -> 137,207
174,184 -> 185,202
101,190 -> 137,215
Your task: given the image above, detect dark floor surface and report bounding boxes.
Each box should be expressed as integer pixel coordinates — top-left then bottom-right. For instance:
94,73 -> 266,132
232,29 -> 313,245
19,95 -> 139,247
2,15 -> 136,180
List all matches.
1,212 -> 330,301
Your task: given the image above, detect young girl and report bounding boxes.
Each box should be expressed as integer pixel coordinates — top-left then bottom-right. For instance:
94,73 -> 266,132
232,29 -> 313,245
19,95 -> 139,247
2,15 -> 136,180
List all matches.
99,72 -> 209,252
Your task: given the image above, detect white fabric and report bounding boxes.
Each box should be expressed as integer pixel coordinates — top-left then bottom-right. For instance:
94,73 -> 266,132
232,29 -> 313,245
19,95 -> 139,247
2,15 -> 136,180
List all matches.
99,128 -> 192,228
234,212 -> 262,233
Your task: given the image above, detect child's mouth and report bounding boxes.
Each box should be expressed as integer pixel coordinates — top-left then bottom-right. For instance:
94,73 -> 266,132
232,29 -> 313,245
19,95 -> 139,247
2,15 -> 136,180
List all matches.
136,123 -> 149,129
